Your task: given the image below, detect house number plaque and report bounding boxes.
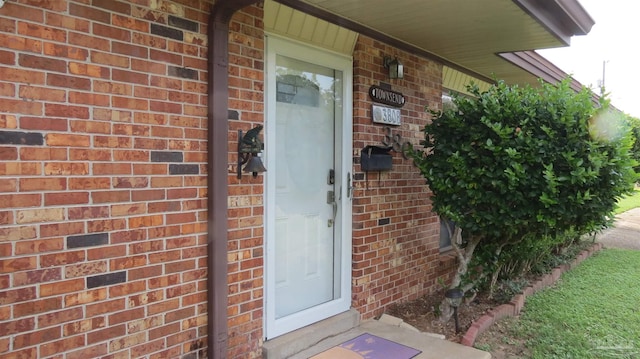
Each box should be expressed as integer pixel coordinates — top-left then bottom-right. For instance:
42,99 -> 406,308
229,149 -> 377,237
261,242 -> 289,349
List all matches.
381,126 -> 410,159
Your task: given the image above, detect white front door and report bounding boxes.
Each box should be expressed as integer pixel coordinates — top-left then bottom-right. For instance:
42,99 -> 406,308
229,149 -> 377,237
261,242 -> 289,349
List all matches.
265,36 -> 353,339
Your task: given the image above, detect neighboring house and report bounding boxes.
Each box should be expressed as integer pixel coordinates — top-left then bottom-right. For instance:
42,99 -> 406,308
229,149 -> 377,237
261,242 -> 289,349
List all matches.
0,1 -> 592,358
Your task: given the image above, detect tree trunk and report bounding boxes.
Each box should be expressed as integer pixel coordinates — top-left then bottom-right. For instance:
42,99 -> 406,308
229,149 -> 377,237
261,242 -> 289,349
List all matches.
439,226 -> 483,322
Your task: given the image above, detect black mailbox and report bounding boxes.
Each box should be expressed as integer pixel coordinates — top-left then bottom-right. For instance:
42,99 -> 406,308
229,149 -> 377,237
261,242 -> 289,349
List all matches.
361,145 -> 393,172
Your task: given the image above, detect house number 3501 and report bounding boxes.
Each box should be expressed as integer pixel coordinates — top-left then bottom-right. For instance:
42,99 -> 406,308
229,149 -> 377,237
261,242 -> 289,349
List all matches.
381,126 -> 410,159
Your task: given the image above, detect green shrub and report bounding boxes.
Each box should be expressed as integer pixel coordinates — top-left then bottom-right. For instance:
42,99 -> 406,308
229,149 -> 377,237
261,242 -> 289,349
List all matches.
408,79 -> 638,295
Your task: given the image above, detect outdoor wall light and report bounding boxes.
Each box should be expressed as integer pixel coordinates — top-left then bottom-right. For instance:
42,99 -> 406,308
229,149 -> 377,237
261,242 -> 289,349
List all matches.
383,55 -> 404,79
237,125 -> 267,179
445,288 -> 464,333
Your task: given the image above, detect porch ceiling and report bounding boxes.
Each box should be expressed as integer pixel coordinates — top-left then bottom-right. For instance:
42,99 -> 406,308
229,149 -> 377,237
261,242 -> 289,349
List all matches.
274,0 -> 594,87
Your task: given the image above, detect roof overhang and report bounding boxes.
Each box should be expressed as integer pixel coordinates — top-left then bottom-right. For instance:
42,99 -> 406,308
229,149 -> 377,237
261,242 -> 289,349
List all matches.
273,0 -> 594,88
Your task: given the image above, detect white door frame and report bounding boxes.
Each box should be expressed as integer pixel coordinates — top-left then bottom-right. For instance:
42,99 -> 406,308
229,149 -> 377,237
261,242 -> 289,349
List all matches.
264,34 -> 353,339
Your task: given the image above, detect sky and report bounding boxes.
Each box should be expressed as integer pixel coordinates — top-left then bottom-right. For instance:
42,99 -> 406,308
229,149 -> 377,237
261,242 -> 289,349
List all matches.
537,0 -> 640,118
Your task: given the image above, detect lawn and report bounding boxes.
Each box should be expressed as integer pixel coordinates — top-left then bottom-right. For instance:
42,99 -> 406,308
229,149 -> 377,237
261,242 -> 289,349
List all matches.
615,188 -> 640,214
510,249 -> 640,358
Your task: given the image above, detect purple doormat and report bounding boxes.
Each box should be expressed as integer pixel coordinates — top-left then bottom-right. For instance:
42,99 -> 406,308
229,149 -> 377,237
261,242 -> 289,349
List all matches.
309,333 -> 421,359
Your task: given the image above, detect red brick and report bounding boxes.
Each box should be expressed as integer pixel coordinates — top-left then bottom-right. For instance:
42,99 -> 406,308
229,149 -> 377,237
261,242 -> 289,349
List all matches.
112,96 -> 149,110
64,289 -> 108,307
132,32 -> 167,49
93,163 -> 132,175
19,177 -> 65,191
18,22 -> 66,42
112,14 -> 148,32
68,206 -> 109,220
38,307 -> 84,328
68,92 -> 110,107
93,0 -> 131,15
15,237 -> 64,255
87,324 -> 126,345
13,326 -> 60,350
113,69 -> 150,85
87,299 -> 126,318
111,203 -> 147,217
128,266 -> 163,281
45,104 -> 90,120
68,31 -> 110,51
47,73 -> 91,90
0,34 -> 42,53
20,117 -> 68,131
128,215 -> 163,228
109,281 -> 147,300
40,279 -> 84,297
0,114 -> 17,128
0,317 -> 35,336
134,112 -> 168,125
69,177 -> 111,190
93,136 -> 133,148
113,149 -> 149,162
94,109 -> 132,122
44,162 -> 89,175
1,3 -> 43,22
68,62 -> 110,79
134,138 -> 168,150
93,23 -> 131,42
149,322 -> 180,340
134,86 -> 168,100
0,98 -> 43,115
0,178 -> 16,192
0,162 -> 42,176
130,58 -> 167,75
0,17 -> 15,32
113,41 -> 149,59
69,2 -> 110,24
151,177 -> 182,188
13,268 -> 62,286
19,85 -> 66,102
113,177 -> 149,189
22,0 -> 67,11
65,261 -> 108,278
109,308 -> 145,325
91,190 -> 131,204
65,344 -> 108,359
150,100 -> 182,114
39,335 -> 85,357
0,225 -> 37,241
0,49 -> 15,65
40,250 -> 85,267
0,83 -> 14,98
132,189 -> 166,201
87,245 -> 127,261
0,287 -> 36,306
150,48 -> 182,65
87,218 -> 127,233
0,243 -> 10,257
44,192 -> 89,206
19,53 -> 67,73
130,338 -> 165,358
91,51 -> 130,68
0,256 -> 37,274
45,13 -> 90,32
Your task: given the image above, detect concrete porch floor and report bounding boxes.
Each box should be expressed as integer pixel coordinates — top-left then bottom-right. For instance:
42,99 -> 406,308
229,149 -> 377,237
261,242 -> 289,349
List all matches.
263,310 -> 491,359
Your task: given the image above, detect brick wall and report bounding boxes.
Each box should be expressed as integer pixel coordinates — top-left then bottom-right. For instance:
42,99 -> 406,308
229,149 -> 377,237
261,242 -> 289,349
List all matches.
0,1 -> 215,358
351,36 -> 444,319
1,0 -> 451,357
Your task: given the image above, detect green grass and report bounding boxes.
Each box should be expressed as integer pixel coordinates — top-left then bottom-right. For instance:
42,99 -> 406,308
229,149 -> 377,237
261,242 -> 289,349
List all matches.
615,188 -> 640,214
512,249 -> 640,358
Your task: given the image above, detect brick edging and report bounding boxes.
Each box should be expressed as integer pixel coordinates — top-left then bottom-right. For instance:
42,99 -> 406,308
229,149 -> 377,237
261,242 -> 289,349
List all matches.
460,242 -> 604,347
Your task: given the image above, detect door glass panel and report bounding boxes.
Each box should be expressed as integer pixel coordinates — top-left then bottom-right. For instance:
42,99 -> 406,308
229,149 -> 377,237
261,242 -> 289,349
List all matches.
274,55 -> 342,318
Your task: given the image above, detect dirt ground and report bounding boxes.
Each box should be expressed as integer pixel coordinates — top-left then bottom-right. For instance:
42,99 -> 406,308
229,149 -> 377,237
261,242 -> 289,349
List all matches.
386,289 -> 497,341
386,288 -> 530,358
